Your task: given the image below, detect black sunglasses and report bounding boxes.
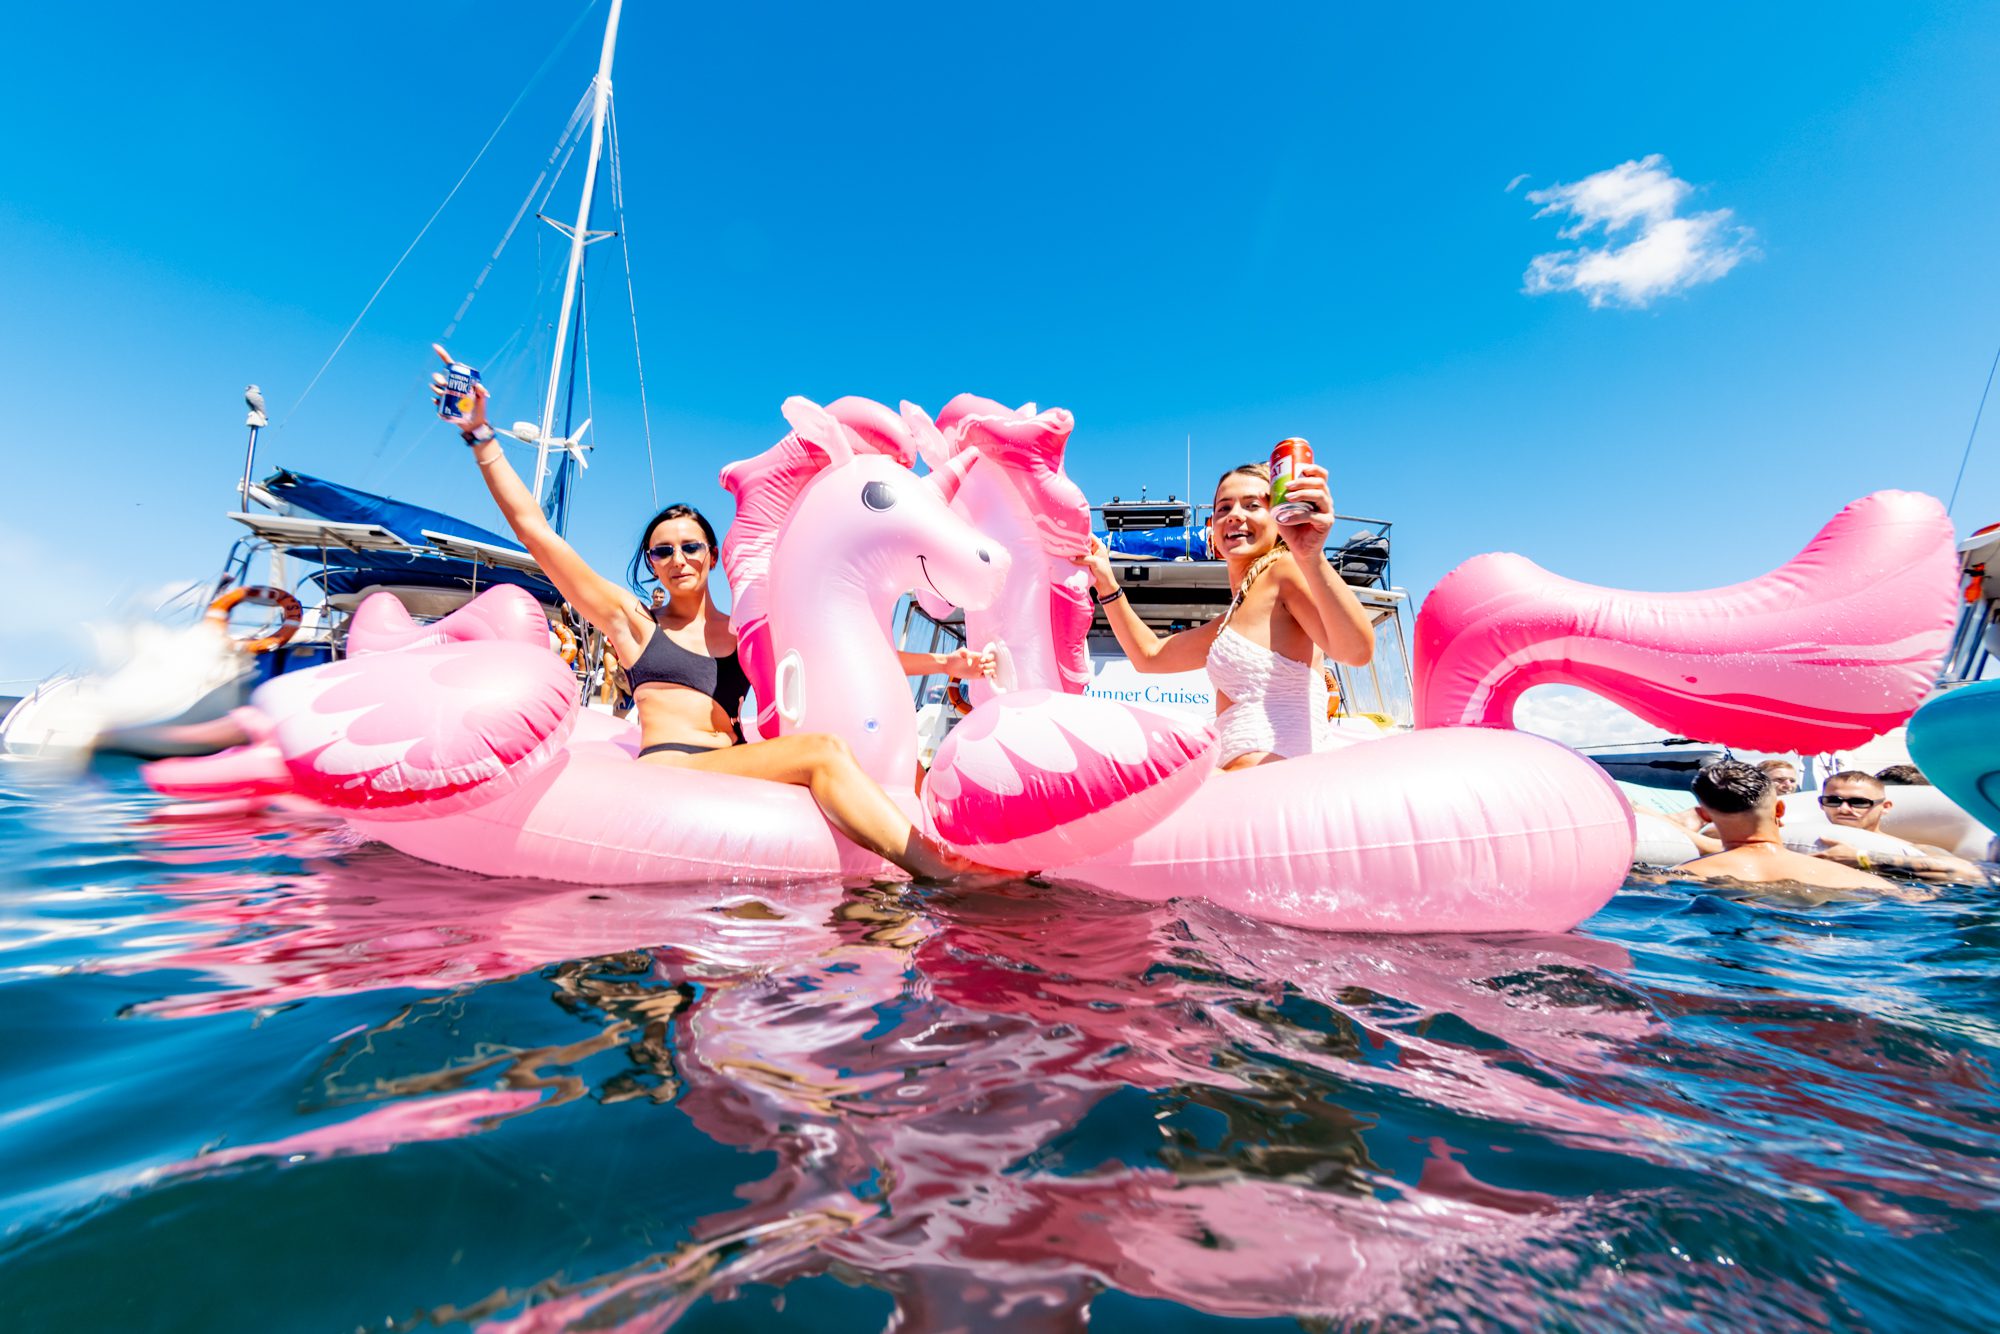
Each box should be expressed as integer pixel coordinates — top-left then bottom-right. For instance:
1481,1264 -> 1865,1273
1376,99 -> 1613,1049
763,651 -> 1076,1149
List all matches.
648,541 -> 709,562
1818,794 -> 1880,810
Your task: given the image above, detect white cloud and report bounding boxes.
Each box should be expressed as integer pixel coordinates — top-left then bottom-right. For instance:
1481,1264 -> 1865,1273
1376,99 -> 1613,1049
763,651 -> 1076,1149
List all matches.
1520,154 -> 1755,309
1513,685 -> 1665,749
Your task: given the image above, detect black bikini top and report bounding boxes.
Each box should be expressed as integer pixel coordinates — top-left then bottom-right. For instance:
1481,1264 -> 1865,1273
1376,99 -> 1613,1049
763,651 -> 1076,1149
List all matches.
626,616 -> 749,732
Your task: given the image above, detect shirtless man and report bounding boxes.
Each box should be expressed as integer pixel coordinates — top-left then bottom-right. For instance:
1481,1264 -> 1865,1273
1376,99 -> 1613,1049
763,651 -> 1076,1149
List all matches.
1808,770 -> 1988,885
1678,760 -> 1898,893
1635,756 -> 1798,858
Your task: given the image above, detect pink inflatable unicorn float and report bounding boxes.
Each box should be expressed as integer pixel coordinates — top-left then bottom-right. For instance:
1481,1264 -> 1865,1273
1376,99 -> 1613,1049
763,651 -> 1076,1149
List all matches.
142,394 -> 1961,934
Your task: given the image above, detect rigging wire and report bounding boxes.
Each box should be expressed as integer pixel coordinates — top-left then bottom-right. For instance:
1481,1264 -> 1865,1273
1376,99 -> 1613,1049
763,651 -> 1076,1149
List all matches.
365,87 -> 594,486
443,86 -> 595,341
539,120 -> 590,214
581,293 -> 597,499
608,102 -> 660,506
1947,340 -> 2000,518
279,0 -> 605,427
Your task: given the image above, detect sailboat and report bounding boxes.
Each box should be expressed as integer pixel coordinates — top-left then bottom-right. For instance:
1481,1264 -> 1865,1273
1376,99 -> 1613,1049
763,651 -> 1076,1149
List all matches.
1,0 -> 637,760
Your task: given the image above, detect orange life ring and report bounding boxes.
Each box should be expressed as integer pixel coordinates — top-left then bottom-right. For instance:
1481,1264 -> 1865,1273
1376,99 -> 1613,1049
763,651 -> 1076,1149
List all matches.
946,680 -> 974,716
549,619 -> 579,665
205,585 -> 303,654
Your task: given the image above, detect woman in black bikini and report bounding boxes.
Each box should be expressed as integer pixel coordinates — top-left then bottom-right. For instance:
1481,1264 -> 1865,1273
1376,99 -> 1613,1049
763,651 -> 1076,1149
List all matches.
436,346 -> 996,880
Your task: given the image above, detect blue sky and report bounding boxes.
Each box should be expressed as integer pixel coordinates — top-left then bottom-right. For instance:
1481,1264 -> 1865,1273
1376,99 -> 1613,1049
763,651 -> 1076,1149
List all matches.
5,0 -> 1999,731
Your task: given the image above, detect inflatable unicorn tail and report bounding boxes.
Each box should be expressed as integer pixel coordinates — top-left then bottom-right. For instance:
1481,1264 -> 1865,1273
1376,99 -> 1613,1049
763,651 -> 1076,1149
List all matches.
1413,491 -> 1960,753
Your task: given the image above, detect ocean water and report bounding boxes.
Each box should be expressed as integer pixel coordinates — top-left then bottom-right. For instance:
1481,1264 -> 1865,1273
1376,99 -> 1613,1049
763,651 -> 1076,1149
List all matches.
1,762 -> 1995,1333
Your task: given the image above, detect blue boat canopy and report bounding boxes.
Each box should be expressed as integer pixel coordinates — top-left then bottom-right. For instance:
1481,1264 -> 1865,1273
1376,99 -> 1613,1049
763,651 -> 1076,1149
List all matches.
259,468 -> 560,603
263,470 -> 524,552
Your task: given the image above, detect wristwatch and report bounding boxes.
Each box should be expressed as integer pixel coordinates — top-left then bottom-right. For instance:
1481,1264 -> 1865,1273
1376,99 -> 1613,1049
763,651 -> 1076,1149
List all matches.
462,423 -> 496,445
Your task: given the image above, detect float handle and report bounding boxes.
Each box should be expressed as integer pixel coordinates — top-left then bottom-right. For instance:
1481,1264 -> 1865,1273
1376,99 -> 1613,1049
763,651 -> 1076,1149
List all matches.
775,650 -> 806,726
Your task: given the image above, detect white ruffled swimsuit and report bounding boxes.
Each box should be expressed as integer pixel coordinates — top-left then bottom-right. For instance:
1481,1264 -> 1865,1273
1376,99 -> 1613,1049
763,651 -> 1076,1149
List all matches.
1205,624 -> 1331,765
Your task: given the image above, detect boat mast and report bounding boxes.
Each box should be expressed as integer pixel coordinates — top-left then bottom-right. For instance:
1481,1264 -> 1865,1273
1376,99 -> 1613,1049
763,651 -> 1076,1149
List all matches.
532,0 -> 623,504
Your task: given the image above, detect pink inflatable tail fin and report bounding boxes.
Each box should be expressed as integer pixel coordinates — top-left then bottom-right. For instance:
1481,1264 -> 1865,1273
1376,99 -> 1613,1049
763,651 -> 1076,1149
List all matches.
139,641 -> 579,819
142,741 -> 294,804
1413,490 -> 1960,752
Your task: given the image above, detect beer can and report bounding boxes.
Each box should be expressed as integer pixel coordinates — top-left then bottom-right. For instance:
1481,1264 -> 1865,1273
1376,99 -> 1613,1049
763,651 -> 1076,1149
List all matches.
438,362 -> 482,420
1270,437 -> 1315,522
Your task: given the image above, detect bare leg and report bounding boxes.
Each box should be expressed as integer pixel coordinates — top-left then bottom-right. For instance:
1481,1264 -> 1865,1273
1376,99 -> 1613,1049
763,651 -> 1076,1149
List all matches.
642,733 -> 992,880
1221,751 -> 1283,771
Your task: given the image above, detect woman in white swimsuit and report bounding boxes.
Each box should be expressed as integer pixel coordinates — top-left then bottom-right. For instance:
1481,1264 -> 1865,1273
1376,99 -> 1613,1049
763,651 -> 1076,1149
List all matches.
1075,459 -> 1375,769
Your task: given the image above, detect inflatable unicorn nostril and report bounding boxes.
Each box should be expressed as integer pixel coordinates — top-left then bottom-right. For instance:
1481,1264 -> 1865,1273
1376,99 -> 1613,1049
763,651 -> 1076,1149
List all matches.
978,548 -> 992,563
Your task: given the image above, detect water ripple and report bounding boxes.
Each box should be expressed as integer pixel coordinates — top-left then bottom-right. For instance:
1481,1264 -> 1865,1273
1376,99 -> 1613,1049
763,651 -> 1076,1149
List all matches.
0,767 -> 1993,1332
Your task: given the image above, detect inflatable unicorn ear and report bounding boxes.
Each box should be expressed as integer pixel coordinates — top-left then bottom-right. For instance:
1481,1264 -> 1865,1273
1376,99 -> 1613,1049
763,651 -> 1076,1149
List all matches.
779,395 -> 858,466
901,400 -> 958,478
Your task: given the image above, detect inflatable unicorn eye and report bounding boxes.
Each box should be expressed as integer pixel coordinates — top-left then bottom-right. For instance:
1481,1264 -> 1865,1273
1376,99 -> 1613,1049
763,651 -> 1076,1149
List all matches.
862,480 -> 898,511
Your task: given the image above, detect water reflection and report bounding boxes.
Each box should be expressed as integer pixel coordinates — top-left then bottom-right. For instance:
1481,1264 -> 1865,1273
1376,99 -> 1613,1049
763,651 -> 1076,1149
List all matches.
15,797 -> 1994,1332
113,854 -> 1643,1326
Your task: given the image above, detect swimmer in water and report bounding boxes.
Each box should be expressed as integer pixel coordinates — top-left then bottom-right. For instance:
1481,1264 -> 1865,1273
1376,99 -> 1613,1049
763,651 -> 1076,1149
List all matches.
1677,760 -> 1900,894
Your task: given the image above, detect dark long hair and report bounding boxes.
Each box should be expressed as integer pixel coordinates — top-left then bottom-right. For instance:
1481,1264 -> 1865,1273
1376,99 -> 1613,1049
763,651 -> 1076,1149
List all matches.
626,503 -> 721,593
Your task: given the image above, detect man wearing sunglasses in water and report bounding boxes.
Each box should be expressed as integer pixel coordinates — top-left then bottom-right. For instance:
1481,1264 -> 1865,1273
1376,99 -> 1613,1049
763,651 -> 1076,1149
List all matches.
1812,770 -> 1988,885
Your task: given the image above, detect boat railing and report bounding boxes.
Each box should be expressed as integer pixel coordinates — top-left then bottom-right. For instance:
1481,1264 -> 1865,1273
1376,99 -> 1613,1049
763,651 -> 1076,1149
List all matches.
206,506 -> 608,699
1092,501 -> 1395,589
1938,521 -> 1999,685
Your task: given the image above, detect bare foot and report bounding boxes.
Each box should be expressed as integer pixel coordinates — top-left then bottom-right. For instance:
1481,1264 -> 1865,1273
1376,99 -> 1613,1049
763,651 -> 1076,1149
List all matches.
903,838 -> 1020,887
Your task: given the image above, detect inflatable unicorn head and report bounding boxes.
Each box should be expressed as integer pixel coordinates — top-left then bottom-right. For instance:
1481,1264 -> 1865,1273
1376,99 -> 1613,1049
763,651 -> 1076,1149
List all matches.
721,396 -> 1010,785
908,394 -> 1095,707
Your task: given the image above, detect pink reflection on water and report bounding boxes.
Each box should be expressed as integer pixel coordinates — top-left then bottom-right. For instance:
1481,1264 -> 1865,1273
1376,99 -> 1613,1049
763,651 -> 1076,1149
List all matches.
118,856 -> 1664,1325
157,1089 -> 544,1180
474,888 -> 1662,1328
113,848 -> 1958,1328
119,850 -> 852,1018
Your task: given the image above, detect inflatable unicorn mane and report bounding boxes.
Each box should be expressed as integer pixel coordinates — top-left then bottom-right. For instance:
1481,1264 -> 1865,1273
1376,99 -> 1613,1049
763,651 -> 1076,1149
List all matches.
142,396 -> 1962,934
